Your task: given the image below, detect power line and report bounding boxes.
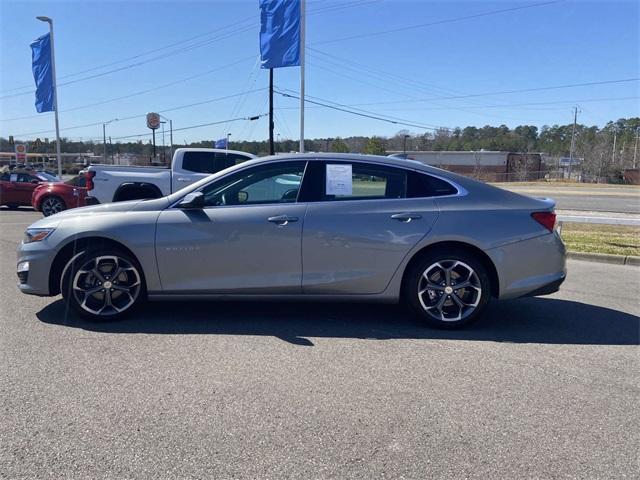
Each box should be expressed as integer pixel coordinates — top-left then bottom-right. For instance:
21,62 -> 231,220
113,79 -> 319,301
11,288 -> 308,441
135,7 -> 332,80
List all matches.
364,96 -> 640,112
308,47 -> 513,109
275,90 -> 441,131
312,0 -> 564,45
110,114 -> 268,140
346,78 -> 640,107
0,55 -> 258,122
10,89 -> 268,137
1,17 -> 257,95
0,26 -> 257,100
306,53 -> 527,122
0,0 -> 377,97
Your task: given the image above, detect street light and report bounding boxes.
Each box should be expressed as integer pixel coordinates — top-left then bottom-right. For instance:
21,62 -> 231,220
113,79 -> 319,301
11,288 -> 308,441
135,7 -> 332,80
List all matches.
102,118 -> 118,163
158,114 -> 173,162
403,134 -> 410,156
36,16 -> 62,178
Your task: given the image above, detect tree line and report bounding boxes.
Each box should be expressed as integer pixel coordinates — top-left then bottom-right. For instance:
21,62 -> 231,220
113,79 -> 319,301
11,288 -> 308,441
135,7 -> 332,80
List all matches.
2,117 -> 638,179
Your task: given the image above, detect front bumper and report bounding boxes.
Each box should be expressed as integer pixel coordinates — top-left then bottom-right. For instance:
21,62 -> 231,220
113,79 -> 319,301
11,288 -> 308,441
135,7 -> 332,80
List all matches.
16,242 -> 57,296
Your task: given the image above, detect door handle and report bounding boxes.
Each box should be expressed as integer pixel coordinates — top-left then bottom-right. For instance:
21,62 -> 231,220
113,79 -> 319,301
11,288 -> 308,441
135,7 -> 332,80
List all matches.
176,177 -> 191,182
267,215 -> 299,225
391,213 -> 422,222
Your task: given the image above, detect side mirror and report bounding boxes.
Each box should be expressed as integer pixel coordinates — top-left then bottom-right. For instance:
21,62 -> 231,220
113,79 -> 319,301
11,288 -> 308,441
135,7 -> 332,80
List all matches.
177,191 -> 205,209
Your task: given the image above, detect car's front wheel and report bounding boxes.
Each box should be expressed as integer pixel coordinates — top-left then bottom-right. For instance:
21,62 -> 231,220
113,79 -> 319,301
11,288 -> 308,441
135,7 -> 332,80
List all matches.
61,248 -> 145,321
41,196 -> 66,216
404,248 -> 491,328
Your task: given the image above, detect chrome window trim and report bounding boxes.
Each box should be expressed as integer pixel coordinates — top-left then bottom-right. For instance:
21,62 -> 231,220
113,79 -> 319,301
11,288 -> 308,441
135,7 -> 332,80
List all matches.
168,157 -> 467,209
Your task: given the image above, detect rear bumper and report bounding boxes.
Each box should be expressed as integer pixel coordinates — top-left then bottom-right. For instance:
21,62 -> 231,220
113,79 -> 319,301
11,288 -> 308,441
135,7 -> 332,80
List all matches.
487,231 -> 567,300
85,196 -> 100,205
522,275 -> 565,297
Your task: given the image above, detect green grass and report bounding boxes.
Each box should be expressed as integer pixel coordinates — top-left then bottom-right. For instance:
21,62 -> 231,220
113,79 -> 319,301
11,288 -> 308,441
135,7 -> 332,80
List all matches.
560,223 -> 640,257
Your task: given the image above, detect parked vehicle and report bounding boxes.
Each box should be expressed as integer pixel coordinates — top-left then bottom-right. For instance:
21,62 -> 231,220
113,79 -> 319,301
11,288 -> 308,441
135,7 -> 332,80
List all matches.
1,168 -> 59,209
32,174 -> 88,216
17,153 -> 566,328
85,148 -> 256,204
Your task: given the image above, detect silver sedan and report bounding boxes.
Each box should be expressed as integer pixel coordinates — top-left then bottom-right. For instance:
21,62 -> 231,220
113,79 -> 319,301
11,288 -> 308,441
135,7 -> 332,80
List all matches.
16,153 -> 566,328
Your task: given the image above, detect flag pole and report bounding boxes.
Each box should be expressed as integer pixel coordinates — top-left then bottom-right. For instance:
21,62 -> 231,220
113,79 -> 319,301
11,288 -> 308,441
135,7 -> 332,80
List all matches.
269,68 -> 275,155
37,16 -> 61,178
299,0 -> 305,154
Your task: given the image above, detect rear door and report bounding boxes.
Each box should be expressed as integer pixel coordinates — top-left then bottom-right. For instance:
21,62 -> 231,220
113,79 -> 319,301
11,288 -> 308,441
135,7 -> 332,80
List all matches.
0,172 -> 19,205
300,161 -> 440,294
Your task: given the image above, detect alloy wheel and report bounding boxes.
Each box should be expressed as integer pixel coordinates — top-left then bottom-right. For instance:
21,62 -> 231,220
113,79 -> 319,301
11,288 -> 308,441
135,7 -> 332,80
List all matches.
72,255 -> 141,316
417,260 -> 482,322
41,197 -> 64,216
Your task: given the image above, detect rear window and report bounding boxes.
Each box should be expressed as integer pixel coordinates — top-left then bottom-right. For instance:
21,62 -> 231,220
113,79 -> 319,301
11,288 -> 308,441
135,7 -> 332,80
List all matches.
182,152 -> 251,174
407,171 -> 458,198
66,175 -> 86,187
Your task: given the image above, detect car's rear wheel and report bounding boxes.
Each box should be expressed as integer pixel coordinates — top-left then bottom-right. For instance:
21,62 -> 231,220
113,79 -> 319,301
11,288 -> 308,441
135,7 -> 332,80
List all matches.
41,196 -> 66,216
6,203 -> 19,210
61,248 -> 145,321
404,248 -> 491,328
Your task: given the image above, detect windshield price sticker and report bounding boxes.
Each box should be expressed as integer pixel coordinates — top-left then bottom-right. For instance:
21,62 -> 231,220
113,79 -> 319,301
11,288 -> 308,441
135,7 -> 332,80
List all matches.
326,164 -> 352,196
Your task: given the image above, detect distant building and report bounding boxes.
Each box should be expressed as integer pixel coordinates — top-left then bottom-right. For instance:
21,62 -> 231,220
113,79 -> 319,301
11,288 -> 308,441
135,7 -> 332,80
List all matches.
386,150 -> 545,182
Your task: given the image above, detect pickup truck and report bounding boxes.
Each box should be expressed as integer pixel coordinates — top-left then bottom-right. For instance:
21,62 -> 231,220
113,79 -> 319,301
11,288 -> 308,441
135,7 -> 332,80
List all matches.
85,148 -> 256,204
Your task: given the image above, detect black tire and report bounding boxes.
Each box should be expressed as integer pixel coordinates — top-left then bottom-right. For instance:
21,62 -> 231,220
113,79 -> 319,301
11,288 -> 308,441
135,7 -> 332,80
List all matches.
404,248 -> 492,329
61,247 -> 146,321
41,195 -> 66,216
6,203 -> 20,210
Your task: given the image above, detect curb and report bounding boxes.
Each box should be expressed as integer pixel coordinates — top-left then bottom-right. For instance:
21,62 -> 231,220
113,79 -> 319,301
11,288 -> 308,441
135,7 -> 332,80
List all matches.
567,251 -> 640,266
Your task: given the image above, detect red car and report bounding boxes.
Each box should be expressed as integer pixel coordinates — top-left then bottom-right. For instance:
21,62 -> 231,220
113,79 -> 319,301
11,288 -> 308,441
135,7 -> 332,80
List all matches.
32,174 -> 88,216
1,169 -> 59,210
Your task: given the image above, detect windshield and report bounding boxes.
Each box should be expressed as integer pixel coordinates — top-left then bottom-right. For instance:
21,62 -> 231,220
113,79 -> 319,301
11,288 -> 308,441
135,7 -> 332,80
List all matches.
35,172 -> 59,182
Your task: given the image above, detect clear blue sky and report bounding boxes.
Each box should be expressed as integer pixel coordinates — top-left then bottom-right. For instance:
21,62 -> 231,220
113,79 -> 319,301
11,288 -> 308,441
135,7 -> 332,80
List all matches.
1,0 -> 638,144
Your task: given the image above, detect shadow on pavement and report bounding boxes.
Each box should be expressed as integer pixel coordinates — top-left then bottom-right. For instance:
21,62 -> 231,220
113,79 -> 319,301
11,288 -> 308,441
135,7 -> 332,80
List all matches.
37,296 -> 639,346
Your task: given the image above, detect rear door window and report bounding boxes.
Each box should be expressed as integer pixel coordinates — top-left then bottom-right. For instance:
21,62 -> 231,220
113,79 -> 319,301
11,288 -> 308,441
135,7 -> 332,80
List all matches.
318,161 -> 407,201
407,171 -> 458,197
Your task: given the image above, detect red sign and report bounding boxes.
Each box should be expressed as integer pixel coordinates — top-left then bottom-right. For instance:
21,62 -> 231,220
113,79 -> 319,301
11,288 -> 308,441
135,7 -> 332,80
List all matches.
146,112 -> 161,130
15,143 -> 27,161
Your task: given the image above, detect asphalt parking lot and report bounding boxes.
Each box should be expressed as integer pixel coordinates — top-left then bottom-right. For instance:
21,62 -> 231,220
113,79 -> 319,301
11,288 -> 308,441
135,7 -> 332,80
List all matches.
1,210 -> 638,479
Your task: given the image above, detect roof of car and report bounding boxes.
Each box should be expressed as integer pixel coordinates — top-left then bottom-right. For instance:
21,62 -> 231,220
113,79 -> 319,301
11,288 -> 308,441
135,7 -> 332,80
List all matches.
246,152 -> 473,183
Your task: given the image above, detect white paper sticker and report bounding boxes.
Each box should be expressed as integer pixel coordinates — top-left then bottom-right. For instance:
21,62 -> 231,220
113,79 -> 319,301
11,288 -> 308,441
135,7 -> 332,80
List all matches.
326,164 -> 352,196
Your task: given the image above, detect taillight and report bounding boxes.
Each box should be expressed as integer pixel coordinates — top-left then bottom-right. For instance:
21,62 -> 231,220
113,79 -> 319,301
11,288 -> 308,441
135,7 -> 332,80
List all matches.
532,211 -> 556,232
85,171 -> 95,191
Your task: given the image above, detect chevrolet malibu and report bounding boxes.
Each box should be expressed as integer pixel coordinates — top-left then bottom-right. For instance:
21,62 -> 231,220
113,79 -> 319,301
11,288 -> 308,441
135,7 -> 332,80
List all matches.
16,153 -> 566,328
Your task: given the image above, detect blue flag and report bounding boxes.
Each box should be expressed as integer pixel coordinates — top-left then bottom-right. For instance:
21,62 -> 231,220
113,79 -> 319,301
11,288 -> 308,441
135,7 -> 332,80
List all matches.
259,0 -> 301,69
30,33 -> 55,113
215,138 -> 228,149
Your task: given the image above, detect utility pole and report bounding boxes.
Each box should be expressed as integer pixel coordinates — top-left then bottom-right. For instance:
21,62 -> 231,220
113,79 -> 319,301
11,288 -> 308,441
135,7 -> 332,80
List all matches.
109,136 -> 113,163
634,127 -> 639,169
568,106 -> 578,180
611,132 -> 617,166
103,123 -> 107,162
269,69 -> 275,155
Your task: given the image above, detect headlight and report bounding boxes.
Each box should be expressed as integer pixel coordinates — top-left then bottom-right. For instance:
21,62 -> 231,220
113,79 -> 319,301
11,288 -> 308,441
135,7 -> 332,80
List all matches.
23,228 -> 55,244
